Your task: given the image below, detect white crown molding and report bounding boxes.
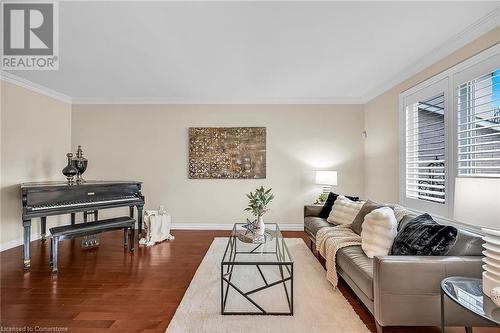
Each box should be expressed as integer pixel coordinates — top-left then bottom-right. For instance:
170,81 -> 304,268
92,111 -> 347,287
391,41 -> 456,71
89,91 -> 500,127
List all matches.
0,71 -> 72,104
362,6 -> 500,103
171,223 -> 304,231
71,97 -> 364,105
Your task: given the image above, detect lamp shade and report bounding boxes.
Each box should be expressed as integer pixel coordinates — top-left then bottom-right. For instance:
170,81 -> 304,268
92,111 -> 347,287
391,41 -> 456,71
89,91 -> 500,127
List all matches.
315,171 -> 337,186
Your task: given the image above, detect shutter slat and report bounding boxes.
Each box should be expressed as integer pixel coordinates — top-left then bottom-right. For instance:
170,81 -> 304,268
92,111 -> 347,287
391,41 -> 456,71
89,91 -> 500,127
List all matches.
459,131 -> 500,141
407,188 -> 446,196
456,97 -> 500,112
459,157 -> 500,162
458,140 -> 500,149
458,148 -> 500,155
407,183 -> 445,190
406,177 -> 445,183
458,123 -> 500,133
458,115 -> 500,127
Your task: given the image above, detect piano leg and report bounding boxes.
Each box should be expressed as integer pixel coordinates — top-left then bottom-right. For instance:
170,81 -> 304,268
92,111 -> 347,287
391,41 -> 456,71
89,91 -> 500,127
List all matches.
40,216 -> 47,241
129,206 -> 134,219
129,227 -> 135,252
23,219 -> 31,270
137,205 -> 144,237
71,213 -> 75,225
123,228 -> 128,248
51,237 -> 59,273
83,211 -> 88,223
94,211 -> 98,220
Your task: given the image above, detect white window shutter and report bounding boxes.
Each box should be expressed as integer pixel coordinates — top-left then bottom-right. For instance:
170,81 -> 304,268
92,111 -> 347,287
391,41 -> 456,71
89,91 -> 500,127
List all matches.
405,93 -> 446,204
457,69 -> 500,178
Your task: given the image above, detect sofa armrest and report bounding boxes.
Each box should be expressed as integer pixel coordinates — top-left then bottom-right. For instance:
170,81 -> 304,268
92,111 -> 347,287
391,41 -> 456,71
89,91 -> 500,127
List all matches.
304,205 -> 322,217
373,255 -> 483,326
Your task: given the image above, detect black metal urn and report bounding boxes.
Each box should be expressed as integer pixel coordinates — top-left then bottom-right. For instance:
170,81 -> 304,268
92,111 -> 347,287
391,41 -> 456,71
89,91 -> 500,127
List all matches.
72,145 -> 88,183
62,153 -> 78,183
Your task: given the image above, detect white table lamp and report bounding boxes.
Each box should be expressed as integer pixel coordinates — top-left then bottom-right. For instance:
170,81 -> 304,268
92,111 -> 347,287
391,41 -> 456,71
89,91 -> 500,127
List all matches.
315,171 -> 337,194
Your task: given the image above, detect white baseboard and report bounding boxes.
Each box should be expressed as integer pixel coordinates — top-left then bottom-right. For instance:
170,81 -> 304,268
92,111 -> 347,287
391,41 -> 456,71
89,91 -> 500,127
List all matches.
171,223 -> 304,231
1,234 -> 41,252
0,223 -> 304,252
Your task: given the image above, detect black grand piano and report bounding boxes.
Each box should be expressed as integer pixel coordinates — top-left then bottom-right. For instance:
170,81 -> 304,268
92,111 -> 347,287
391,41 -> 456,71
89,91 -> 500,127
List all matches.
21,181 -> 145,269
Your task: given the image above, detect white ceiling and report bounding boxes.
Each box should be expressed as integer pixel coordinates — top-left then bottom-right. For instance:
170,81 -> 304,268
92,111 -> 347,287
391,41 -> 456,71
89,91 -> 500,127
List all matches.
5,1 -> 500,104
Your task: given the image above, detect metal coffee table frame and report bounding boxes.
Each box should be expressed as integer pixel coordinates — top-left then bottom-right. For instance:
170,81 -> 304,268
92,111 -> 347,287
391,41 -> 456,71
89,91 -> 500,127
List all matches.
221,223 -> 294,315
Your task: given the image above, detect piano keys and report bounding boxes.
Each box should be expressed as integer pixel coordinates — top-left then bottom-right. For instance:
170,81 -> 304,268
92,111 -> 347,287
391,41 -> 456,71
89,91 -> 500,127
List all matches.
21,181 -> 145,269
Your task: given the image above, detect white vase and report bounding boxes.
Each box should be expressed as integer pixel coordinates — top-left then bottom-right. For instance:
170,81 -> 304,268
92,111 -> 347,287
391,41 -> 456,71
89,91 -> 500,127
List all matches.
256,216 -> 265,236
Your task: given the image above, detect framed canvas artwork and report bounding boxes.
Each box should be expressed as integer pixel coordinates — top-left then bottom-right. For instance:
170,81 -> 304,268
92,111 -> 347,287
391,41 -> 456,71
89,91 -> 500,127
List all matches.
188,127 -> 266,179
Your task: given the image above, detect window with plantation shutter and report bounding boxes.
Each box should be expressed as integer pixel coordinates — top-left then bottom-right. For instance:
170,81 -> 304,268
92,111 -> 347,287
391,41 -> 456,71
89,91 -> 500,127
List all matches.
457,69 -> 500,178
401,46 -> 500,222
405,93 -> 446,204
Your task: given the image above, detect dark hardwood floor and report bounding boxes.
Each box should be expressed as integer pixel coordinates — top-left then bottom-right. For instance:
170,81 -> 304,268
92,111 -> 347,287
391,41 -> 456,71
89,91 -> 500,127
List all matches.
0,230 -> 497,333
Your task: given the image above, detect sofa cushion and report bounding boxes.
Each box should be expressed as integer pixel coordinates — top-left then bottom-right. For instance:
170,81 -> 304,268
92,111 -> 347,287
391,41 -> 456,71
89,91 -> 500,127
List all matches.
304,216 -> 330,239
361,207 -> 398,258
327,196 -> 365,225
337,245 -> 374,300
318,192 -> 360,219
351,200 -> 384,235
391,214 -> 458,256
446,229 -> 484,256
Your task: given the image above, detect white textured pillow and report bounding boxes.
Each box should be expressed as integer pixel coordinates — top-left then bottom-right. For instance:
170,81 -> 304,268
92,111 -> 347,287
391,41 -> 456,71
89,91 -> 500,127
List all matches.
327,196 -> 365,225
361,207 -> 398,258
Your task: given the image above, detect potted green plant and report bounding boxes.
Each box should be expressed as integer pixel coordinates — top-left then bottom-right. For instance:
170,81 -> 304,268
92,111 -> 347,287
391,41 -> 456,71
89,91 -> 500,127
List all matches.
245,186 -> 274,235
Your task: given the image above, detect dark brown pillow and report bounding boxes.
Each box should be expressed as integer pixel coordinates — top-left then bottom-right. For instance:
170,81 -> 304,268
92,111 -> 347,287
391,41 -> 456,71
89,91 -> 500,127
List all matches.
350,200 -> 383,235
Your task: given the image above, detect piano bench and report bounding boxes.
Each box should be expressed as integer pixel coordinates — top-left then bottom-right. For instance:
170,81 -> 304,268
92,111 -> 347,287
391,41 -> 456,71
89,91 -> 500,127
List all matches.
49,216 -> 136,273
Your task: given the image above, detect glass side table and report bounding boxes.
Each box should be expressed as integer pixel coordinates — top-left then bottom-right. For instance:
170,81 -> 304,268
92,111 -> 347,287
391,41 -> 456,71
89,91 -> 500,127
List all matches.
441,276 -> 500,333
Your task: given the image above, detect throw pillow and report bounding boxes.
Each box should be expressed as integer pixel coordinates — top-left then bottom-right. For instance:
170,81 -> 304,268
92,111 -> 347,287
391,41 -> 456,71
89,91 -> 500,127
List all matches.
318,192 -> 359,219
391,213 -> 458,256
361,207 -> 398,258
327,195 -> 365,225
350,200 -> 384,235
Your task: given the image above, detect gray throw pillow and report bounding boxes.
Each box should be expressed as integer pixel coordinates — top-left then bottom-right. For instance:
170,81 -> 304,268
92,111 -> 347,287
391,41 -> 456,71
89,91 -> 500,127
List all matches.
350,200 -> 383,235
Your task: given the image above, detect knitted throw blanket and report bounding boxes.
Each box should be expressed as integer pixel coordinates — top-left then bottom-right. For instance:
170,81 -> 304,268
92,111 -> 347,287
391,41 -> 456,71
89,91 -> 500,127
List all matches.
316,225 -> 362,288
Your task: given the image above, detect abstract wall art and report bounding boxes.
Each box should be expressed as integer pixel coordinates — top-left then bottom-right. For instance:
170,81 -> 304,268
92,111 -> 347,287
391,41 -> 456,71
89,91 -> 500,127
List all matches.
188,127 -> 266,179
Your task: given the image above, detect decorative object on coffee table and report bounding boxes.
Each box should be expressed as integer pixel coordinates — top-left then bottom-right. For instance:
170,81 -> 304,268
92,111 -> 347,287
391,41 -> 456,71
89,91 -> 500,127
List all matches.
238,218 -> 274,244
440,277 -> 500,333
481,227 -> 500,298
188,127 -> 266,179
62,153 -> 78,183
245,186 -> 274,240
72,145 -> 88,183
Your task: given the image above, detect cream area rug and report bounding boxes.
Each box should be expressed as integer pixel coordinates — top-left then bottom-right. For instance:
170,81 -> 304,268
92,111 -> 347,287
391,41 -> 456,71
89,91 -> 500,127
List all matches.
166,238 -> 370,333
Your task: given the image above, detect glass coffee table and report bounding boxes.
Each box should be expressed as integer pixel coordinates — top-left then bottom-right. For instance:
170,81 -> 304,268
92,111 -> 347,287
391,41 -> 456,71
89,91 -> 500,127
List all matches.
441,277 -> 500,333
221,223 -> 294,315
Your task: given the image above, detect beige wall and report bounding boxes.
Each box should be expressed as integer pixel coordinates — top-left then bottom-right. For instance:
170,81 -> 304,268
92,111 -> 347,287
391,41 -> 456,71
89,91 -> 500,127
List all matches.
364,26 -> 500,204
0,81 -> 72,249
71,104 -> 365,227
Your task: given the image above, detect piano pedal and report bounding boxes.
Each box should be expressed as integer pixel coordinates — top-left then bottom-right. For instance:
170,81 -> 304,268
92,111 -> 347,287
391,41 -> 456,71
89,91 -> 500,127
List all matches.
81,235 -> 100,249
